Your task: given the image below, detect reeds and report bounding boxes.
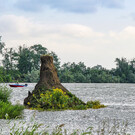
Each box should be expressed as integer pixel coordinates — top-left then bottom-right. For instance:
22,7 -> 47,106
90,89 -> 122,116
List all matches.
7,117 -> 130,135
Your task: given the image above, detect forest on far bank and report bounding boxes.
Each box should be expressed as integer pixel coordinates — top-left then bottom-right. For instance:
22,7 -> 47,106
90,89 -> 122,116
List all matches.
0,41 -> 135,83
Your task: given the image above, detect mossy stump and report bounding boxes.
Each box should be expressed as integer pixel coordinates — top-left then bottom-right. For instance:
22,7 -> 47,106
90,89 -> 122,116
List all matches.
24,55 -> 85,109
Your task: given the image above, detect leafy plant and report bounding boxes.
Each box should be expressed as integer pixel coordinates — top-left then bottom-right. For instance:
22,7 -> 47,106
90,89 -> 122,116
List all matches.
87,100 -> 106,109
0,85 -> 24,119
0,101 -> 24,119
32,88 -> 69,109
28,88 -> 105,110
0,85 -> 12,102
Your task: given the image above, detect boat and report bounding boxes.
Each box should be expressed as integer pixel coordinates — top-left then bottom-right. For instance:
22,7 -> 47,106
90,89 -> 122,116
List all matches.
9,84 -> 28,87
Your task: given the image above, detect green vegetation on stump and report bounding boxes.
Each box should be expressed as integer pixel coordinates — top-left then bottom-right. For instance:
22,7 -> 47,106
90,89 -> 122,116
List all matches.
25,87 -> 105,110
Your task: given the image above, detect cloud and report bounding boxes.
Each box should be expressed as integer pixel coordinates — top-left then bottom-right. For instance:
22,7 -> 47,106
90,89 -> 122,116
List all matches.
109,26 -> 135,39
0,14 -> 107,67
0,15 -> 104,40
15,0 -> 124,13
101,0 -> 124,8
60,24 -> 104,38
1,15 -> 135,69
0,15 -> 33,37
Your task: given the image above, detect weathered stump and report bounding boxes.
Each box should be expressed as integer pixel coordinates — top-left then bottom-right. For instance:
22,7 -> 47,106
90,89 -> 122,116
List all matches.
24,55 -> 69,106
23,55 -> 105,110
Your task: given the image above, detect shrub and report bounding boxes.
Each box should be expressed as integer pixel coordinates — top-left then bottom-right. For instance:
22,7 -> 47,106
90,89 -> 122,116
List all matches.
0,76 -> 4,83
0,101 -> 24,119
0,85 -> 12,102
0,85 -> 24,119
29,88 -> 105,110
33,88 -> 70,109
87,100 -> 106,109
73,104 -> 87,110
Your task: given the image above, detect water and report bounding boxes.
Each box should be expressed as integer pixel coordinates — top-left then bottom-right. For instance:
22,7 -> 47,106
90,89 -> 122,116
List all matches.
1,83 -> 135,134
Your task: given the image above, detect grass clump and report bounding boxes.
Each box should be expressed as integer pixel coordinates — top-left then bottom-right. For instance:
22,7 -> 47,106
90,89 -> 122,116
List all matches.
0,85 -> 24,119
0,101 -> 24,119
87,100 -> 106,109
0,85 -> 11,102
27,88 -> 105,110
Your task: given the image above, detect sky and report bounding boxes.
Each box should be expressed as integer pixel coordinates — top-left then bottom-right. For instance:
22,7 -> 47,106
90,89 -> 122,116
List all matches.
0,0 -> 135,69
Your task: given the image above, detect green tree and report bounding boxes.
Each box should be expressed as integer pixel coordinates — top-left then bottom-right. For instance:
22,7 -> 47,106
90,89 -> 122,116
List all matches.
0,37 -> 5,54
13,46 -> 33,74
115,58 -> 130,82
50,51 -> 61,71
24,69 -> 40,82
30,44 -> 48,70
59,69 -> 74,83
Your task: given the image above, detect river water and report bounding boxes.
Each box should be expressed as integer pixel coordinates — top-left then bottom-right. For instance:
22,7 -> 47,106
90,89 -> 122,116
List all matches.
1,83 -> 135,134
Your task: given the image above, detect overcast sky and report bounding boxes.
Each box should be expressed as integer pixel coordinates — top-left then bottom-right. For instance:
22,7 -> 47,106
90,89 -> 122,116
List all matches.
0,0 -> 135,69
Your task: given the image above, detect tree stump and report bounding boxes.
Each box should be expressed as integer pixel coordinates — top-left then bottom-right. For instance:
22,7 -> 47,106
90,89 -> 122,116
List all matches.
23,55 -> 106,110
24,55 -> 69,106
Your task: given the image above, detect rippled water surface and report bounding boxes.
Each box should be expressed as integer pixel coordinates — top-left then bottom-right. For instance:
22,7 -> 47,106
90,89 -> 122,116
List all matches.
1,83 -> 135,134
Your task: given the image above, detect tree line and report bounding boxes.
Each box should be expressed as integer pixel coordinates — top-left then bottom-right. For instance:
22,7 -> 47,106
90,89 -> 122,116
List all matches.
0,41 -> 135,83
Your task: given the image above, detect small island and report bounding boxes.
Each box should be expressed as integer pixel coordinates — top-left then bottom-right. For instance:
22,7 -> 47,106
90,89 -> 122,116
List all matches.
24,55 -> 105,110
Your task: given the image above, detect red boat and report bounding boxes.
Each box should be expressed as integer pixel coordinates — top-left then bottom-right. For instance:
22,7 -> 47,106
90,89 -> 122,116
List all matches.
9,84 -> 28,87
